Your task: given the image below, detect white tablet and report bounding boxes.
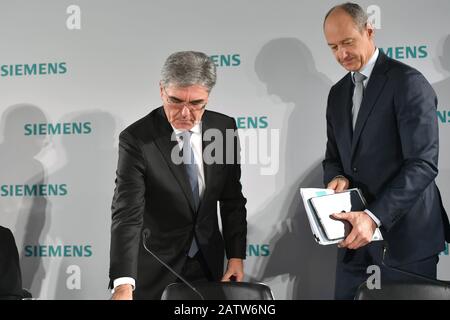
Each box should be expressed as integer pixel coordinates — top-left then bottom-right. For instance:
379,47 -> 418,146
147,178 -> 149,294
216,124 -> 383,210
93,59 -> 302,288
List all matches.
308,189 -> 366,241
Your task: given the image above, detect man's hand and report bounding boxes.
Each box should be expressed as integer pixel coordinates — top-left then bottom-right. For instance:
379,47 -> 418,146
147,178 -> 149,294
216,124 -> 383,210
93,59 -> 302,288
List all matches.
111,284 -> 133,300
332,211 -> 377,250
327,176 -> 349,192
221,258 -> 244,282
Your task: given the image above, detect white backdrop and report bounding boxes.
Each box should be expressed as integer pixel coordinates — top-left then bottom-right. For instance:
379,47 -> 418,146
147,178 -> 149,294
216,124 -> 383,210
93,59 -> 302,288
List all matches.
1,0 -> 449,299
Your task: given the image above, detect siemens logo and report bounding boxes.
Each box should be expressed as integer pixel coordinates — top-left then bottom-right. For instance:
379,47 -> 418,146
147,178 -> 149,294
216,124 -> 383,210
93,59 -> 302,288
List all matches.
380,45 -> 427,60
247,244 -> 270,257
24,122 -> 92,136
24,245 -> 92,257
437,110 -> 450,123
0,184 -> 68,197
210,54 -> 240,67
235,116 -> 268,129
1,62 -> 67,77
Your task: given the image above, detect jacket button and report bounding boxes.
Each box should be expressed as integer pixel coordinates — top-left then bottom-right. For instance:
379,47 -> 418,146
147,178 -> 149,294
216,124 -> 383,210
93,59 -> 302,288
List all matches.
352,167 -> 358,173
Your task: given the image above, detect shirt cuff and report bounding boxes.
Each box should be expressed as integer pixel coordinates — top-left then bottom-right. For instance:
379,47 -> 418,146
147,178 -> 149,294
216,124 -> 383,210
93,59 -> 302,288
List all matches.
364,209 -> 382,227
112,277 -> 135,294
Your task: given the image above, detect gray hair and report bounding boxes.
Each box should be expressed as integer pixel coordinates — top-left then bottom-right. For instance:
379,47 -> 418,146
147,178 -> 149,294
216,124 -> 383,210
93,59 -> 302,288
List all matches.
160,51 -> 217,92
324,2 -> 368,32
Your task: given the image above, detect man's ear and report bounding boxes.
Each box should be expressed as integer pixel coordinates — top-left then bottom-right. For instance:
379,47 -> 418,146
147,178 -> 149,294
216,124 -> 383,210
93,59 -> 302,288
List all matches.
159,82 -> 164,99
366,22 -> 375,39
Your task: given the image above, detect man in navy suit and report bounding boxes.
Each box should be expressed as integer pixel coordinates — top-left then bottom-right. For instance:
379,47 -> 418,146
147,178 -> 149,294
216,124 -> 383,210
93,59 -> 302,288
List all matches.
322,2 -> 450,299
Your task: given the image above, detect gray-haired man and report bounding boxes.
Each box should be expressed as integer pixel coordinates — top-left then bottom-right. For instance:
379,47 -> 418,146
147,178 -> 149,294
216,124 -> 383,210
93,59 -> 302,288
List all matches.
109,51 -> 247,300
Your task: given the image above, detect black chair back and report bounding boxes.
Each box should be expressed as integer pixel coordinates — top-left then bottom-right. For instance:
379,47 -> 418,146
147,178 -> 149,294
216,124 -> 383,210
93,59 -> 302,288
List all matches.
161,281 -> 274,300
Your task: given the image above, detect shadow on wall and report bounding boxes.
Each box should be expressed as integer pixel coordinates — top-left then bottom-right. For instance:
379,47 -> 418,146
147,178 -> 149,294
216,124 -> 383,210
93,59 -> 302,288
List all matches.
250,38 -> 337,299
433,34 -> 450,227
51,110 -> 117,299
0,104 -> 50,297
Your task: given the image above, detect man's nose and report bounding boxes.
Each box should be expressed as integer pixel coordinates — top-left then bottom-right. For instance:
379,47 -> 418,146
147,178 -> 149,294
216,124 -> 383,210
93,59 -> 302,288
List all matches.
338,47 -> 348,60
181,105 -> 190,117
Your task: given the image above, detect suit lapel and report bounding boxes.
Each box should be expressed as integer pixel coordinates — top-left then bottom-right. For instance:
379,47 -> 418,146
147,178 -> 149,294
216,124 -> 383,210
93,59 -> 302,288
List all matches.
335,74 -> 354,158
351,52 -> 389,157
152,107 -> 197,213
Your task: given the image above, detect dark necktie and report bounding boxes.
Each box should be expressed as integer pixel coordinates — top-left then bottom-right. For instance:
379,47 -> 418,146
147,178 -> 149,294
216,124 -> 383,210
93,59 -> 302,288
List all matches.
181,131 -> 199,257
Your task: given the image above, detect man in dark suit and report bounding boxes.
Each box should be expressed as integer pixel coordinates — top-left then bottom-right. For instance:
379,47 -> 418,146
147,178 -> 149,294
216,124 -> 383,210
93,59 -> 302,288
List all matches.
322,3 -> 450,299
109,51 -> 247,300
0,226 -> 23,299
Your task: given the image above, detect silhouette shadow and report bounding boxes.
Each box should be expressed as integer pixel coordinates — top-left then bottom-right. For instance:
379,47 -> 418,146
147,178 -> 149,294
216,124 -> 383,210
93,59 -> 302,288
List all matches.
251,38 -> 336,299
0,104 -> 49,297
433,34 -> 450,244
51,110 -> 117,299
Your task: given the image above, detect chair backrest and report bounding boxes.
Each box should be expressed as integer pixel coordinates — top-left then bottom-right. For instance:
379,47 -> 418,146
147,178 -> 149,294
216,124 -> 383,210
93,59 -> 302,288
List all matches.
355,280 -> 450,300
161,281 -> 274,300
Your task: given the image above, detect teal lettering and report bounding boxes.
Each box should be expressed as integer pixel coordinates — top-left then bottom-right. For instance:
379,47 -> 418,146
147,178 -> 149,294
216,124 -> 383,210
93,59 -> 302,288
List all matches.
59,184 -> 68,196
59,62 -> 67,74
261,244 -> 270,256
84,245 -> 92,257
15,185 -> 23,196
232,54 -> 241,66
73,246 -> 83,257
24,124 -> 32,136
220,55 -> 231,67
15,64 -> 23,76
38,63 -> 46,74
47,63 -> 58,74
419,45 -> 427,58
24,64 -> 37,75
48,123 -> 61,135
49,246 -> 61,256
247,117 -> 258,129
83,122 -> 92,134
1,65 -> 8,76
24,246 -> 33,257
406,46 -> 417,59
259,116 -> 268,128
437,111 -> 446,123
236,117 -> 245,129
72,122 -> 82,134
24,184 -> 37,196
63,123 -> 71,134
248,245 -> 259,256
64,246 -> 72,257
39,123 -> 47,135
0,185 -> 7,196
395,47 -> 404,59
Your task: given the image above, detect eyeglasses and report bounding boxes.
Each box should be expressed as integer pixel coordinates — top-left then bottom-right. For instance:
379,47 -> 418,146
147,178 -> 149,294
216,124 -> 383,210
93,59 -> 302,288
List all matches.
162,86 -> 207,111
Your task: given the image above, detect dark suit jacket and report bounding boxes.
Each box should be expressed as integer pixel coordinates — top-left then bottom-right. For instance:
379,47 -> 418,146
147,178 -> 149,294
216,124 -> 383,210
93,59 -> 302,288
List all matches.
323,51 -> 450,266
109,107 -> 247,299
0,226 -> 23,299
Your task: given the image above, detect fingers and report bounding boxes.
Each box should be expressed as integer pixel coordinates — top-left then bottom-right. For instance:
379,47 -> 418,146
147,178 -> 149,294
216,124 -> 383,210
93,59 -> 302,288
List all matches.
327,179 -> 338,190
335,179 -> 348,192
221,271 -> 233,282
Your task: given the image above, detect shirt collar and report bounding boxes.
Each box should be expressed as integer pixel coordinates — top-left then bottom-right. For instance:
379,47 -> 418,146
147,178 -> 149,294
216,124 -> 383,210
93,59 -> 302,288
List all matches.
171,122 -> 202,136
352,47 -> 379,80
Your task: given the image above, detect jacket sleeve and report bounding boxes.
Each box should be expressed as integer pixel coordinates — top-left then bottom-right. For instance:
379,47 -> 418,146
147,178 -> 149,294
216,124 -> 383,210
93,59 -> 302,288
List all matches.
323,87 -> 346,186
219,119 -> 247,260
367,70 -> 439,231
109,130 -> 146,286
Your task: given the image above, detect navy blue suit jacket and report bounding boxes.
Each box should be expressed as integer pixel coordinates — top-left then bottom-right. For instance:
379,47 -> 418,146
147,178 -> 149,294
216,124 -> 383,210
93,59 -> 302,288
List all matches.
323,51 -> 450,266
